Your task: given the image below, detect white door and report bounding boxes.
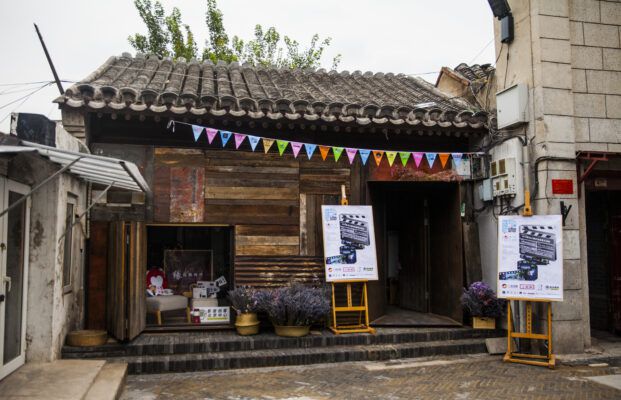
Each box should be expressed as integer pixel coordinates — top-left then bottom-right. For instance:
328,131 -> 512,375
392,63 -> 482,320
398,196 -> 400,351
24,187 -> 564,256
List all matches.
0,178 -> 30,380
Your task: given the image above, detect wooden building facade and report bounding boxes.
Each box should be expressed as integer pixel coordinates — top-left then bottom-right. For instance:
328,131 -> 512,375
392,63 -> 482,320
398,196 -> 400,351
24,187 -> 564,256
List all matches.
58,53 -> 489,340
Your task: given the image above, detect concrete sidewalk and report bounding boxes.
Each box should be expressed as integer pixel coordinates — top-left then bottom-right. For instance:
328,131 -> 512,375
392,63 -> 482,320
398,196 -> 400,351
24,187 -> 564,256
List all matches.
0,360 -> 126,400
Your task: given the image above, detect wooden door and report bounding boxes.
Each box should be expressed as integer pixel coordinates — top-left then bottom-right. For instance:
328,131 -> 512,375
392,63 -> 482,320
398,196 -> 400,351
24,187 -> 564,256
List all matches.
611,216 -> 621,332
107,221 -> 146,341
367,186 -> 387,320
398,195 -> 428,312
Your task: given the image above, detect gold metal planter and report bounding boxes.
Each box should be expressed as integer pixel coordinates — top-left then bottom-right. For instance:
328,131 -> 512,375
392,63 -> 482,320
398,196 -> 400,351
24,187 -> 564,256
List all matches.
235,313 -> 260,336
274,325 -> 310,337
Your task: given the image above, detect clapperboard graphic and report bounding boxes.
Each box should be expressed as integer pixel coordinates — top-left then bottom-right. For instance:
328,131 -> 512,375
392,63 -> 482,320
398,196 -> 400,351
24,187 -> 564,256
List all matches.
339,214 -> 370,248
519,225 -> 557,263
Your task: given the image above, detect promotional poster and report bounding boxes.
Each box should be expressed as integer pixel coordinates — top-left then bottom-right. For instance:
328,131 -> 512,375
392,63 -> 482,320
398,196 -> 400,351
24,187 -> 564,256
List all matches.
321,205 -> 378,282
497,215 -> 563,301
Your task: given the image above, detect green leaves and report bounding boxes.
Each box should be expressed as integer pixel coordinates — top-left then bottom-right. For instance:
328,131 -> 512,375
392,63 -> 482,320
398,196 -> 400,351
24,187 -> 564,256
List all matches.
128,0 -> 341,69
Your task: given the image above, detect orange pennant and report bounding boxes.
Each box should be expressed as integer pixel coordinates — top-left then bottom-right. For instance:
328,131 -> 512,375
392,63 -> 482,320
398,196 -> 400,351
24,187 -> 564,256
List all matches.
439,153 -> 450,168
372,150 -> 384,166
319,145 -> 331,161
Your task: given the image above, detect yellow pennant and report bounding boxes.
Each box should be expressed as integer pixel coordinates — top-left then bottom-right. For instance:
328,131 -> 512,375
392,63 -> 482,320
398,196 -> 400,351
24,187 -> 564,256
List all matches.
386,151 -> 397,166
263,138 -> 275,154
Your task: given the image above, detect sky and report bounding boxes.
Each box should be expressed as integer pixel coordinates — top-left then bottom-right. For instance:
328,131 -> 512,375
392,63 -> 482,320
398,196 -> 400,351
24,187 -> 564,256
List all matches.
0,0 -> 496,133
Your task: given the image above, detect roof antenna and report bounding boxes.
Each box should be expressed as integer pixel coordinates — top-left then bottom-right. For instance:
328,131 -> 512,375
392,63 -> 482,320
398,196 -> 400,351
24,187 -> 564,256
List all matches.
34,23 -> 64,95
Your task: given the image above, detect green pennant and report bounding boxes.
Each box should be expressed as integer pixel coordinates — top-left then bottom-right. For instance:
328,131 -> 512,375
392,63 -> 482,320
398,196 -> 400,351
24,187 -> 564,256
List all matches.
332,147 -> 344,162
276,140 -> 289,156
386,151 -> 397,166
399,152 -> 410,166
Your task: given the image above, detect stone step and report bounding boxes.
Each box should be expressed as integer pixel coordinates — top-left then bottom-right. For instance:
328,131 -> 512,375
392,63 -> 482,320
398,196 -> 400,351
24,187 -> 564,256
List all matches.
84,362 -> 128,400
104,337 -> 488,374
62,327 -> 502,359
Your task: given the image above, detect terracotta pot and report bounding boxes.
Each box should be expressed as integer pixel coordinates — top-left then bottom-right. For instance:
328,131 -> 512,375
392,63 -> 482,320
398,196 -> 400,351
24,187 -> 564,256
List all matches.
235,313 -> 260,336
274,325 -> 310,337
472,316 -> 496,329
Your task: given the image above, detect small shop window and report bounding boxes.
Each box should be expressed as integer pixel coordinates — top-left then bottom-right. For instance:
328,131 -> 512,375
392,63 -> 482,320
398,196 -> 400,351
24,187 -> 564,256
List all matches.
62,196 -> 77,292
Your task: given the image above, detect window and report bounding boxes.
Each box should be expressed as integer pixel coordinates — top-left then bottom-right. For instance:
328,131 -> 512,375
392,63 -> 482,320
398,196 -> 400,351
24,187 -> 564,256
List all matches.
62,201 -> 75,291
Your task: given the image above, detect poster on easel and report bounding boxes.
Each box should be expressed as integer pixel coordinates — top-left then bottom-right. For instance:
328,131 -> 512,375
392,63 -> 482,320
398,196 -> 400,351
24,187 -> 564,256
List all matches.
321,205 -> 378,282
497,215 -> 563,301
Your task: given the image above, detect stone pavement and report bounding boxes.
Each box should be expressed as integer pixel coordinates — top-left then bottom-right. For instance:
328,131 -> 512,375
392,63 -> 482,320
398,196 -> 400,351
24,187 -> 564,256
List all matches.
121,354 -> 621,399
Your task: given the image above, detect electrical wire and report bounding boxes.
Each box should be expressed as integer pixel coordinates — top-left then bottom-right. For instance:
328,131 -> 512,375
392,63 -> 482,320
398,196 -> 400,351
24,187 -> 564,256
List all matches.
0,82 -> 54,124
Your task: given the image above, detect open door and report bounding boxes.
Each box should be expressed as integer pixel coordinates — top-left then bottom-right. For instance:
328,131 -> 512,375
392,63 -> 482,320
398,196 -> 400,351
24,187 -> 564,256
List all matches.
107,221 -> 146,341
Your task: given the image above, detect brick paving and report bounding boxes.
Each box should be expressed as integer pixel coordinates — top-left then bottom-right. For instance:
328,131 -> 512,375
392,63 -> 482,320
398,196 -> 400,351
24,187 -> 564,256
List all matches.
121,354 -> 621,399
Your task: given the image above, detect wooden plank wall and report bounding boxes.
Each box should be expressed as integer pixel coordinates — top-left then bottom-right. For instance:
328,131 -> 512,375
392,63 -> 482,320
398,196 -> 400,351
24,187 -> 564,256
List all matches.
152,147 -> 362,286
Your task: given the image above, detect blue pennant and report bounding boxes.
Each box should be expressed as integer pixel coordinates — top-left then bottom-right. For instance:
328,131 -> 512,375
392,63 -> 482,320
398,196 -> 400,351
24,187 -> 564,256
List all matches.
359,149 -> 371,165
191,125 -> 203,142
425,152 -> 437,167
220,131 -> 232,147
304,143 -> 317,160
248,135 -> 260,151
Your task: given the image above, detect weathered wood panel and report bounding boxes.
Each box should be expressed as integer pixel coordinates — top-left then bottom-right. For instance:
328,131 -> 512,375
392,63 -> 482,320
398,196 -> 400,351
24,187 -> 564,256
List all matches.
234,256 -> 324,287
204,204 -> 299,225
153,166 -> 170,222
170,167 -> 205,222
87,222 -> 107,330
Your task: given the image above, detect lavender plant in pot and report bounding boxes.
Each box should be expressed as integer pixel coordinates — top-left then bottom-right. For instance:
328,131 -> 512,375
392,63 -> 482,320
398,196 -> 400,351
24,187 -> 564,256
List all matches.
227,286 -> 260,335
256,283 -> 331,337
461,281 -> 506,329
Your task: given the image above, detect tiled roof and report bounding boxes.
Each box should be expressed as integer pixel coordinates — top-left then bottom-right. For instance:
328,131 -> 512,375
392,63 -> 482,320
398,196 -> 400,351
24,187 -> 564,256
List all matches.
453,63 -> 495,82
58,53 -> 487,129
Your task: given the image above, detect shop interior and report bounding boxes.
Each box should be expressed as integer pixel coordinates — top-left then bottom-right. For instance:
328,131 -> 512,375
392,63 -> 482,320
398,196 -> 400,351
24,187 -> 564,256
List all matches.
145,225 -> 232,327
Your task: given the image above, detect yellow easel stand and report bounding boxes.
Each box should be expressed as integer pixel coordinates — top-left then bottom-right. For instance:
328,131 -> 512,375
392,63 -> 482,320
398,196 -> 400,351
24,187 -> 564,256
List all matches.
330,280 -> 376,335
504,299 -> 555,369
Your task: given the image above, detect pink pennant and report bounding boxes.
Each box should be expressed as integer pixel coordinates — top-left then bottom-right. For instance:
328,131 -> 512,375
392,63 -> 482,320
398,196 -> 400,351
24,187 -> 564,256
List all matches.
346,148 -> 357,164
412,152 -> 424,168
205,128 -> 218,144
291,142 -> 303,158
234,133 -> 247,149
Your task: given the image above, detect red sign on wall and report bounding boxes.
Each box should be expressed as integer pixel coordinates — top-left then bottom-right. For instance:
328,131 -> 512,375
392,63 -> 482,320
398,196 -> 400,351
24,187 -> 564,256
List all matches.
552,179 -> 574,195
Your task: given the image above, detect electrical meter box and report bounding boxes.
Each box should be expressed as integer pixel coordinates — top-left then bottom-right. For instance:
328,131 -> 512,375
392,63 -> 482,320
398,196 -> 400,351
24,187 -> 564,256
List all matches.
496,83 -> 528,129
490,157 -> 517,197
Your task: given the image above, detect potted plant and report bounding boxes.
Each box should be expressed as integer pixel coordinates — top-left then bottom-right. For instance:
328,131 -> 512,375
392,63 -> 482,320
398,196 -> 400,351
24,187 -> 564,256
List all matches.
227,286 -> 260,335
461,281 -> 505,329
256,283 -> 331,337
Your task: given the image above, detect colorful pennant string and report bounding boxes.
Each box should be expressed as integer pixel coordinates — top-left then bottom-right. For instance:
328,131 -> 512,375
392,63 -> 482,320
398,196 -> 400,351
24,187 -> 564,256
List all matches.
425,152 -> 437,167
373,150 -> 384,166
220,131 -> 232,147
263,138 -> 274,154
305,143 -> 317,160
192,125 -> 203,142
291,142 -> 303,158
439,153 -> 450,168
248,135 -> 260,151
399,152 -> 410,167
413,152 -> 424,168
319,146 -> 330,161
386,151 -> 397,167
359,149 -> 371,165
206,128 -> 218,144
346,148 -> 357,164
234,133 -> 246,149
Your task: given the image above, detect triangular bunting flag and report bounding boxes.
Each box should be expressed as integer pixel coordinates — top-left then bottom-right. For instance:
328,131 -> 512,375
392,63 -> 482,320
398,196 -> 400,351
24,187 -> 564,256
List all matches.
346,148 -> 357,164
425,153 -> 437,167
205,128 -> 218,144
291,142 -> 303,158
220,131 -> 232,147
319,146 -> 330,161
263,138 -> 274,153
248,135 -> 260,151
413,152 -> 424,168
399,152 -> 410,166
451,153 -> 463,167
439,153 -> 450,168
304,143 -> 317,160
359,149 -> 371,165
333,147 -> 344,162
234,133 -> 247,149
276,140 -> 289,156
386,151 -> 397,167
372,150 -> 384,166
191,125 -> 203,142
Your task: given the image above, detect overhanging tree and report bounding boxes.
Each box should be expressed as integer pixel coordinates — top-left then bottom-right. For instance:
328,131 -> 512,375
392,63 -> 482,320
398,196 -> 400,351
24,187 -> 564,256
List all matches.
128,0 -> 341,69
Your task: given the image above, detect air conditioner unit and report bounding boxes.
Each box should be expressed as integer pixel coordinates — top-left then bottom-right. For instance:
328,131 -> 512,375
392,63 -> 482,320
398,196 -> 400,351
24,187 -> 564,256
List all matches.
491,157 -> 517,197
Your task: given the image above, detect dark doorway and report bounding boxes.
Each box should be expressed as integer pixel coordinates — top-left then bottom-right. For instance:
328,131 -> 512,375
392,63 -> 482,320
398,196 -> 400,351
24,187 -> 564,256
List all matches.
145,225 -> 233,327
586,190 -> 621,334
368,182 -> 463,325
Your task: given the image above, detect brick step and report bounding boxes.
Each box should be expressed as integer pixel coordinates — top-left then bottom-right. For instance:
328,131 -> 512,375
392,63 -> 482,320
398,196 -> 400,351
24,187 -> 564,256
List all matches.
62,328 -> 502,359
106,337 -> 489,374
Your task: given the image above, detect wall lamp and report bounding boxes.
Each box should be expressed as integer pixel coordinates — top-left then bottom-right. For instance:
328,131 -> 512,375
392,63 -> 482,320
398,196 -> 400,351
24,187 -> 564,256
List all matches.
487,0 -> 514,44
